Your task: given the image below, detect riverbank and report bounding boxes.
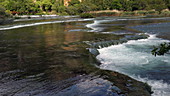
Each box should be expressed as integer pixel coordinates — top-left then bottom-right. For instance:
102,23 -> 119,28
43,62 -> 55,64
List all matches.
89,9 -> 170,17
3,9 -> 170,24
0,7 -> 13,25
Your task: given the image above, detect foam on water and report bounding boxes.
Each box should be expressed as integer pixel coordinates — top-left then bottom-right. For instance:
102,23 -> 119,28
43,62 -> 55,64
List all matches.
133,75 -> 170,96
97,34 -> 170,96
0,18 -> 93,31
86,20 -> 104,32
86,17 -> 170,33
86,19 -> 118,32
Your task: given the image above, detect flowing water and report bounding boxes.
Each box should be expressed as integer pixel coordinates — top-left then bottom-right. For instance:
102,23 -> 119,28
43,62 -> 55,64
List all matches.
0,16 -> 170,96
0,17 -> 127,96
95,17 -> 170,96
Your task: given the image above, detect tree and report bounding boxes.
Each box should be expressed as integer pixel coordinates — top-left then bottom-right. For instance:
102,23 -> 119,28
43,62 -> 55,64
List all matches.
68,0 -> 80,6
110,0 -> 122,10
1,0 -> 170,15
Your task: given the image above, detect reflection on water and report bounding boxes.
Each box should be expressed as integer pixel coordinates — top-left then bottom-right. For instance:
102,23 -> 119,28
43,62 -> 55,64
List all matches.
0,17 -> 170,95
0,21 -> 86,77
0,20 -> 95,95
0,19 -> 122,95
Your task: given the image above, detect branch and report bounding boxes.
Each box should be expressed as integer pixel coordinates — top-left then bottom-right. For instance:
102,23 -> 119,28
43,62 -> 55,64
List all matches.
152,42 -> 170,56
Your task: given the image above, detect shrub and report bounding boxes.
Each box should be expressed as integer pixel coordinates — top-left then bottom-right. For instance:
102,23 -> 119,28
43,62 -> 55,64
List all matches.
80,13 -> 95,18
147,10 -> 158,14
35,12 -> 46,15
14,17 -> 21,19
58,12 -> 69,16
66,6 -> 78,15
76,3 -> 98,13
92,12 -> 117,16
121,12 -> 135,16
160,11 -> 170,16
137,11 -> 148,15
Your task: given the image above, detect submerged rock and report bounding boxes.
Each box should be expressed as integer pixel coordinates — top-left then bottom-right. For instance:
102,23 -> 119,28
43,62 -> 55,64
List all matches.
89,48 -> 100,56
0,18 -> 14,25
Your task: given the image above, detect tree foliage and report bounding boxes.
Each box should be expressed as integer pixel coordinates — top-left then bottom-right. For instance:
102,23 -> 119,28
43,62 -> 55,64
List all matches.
0,0 -> 170,15
152,43 -> 170,56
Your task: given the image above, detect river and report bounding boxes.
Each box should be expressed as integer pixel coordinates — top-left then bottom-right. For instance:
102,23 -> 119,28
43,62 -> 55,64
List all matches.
0,16 -> 170,96
95,17 -> 170,96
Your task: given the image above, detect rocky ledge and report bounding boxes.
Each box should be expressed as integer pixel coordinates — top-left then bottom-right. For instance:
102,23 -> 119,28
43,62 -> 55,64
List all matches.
0,18 -> 14,25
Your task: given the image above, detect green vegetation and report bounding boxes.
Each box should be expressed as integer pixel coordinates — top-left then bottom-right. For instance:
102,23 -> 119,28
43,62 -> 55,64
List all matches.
0,0 -> 170,16
0,6 -> 11,18
91,12 -> 118,16
121,11 -> 135,16
152,43 -> 170,56
80,13 -> 95,18
160,11 -> 170,16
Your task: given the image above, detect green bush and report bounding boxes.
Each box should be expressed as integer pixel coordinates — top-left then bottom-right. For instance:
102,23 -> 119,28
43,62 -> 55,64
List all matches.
92,12 -> 117,16
147,10 -> 158,14
66,6 -> 78,15
55,6 -> 66,13
76,3 -> 98,13
14,17 -> 21,19
137,11 -> 148,15
80,13 -> 95,18
121,12 -> 135,16
58,12 -> 69,16
160,11 -> 170,16
35,12 -> 46,15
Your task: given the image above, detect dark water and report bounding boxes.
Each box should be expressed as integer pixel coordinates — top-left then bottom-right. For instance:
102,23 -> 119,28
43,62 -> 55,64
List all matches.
0,17 -> 126,96
0,16 -> 170,96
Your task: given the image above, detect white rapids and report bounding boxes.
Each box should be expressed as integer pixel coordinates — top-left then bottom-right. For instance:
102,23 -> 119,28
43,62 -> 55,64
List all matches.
97,34 -> 170,96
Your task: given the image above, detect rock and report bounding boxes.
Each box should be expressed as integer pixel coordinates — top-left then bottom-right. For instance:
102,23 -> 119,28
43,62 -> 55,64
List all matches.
0,18 -> 14,25
89,48 -> 100,56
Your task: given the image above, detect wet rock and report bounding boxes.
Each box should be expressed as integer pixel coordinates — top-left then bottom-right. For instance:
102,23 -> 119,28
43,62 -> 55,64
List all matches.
0,18 -> 13,25
111,86 -> 122,94
89,48 -> 100,56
